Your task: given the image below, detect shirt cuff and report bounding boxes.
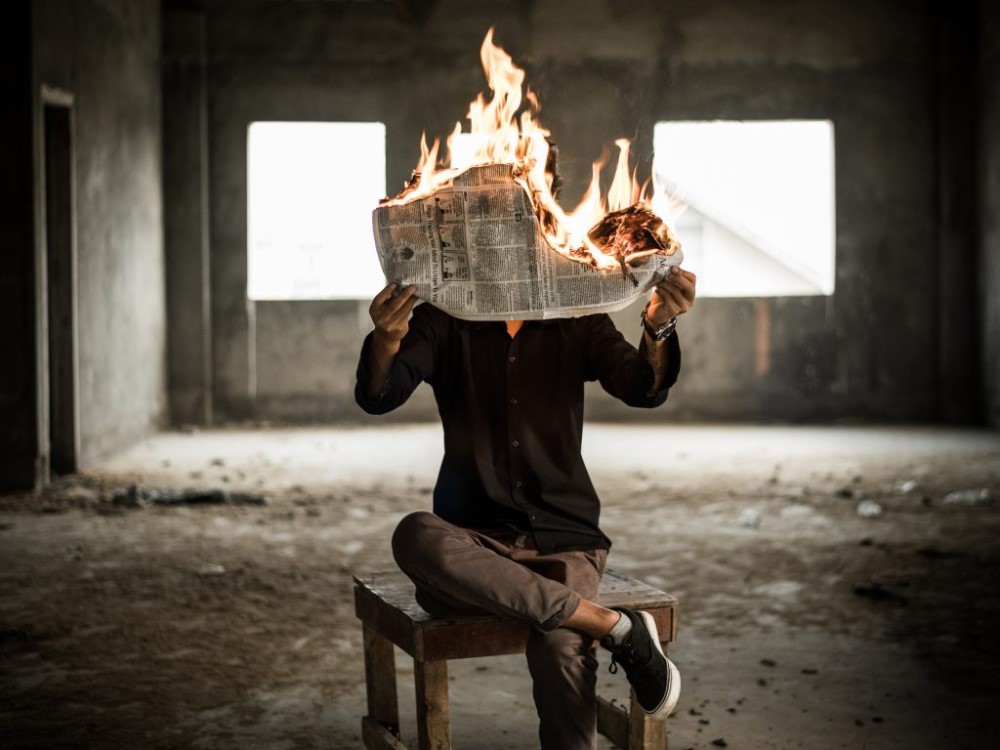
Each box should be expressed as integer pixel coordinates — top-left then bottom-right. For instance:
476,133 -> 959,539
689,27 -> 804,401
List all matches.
354,332 -> 393,412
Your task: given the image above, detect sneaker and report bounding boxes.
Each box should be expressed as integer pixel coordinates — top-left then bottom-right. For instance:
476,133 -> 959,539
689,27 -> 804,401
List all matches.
600,607 -> 681,718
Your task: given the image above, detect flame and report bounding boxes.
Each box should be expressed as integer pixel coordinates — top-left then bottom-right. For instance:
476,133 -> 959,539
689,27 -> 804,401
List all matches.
381,28 -> 677,271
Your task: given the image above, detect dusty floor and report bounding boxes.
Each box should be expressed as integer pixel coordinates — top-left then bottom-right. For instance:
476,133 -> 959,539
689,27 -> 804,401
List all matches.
2,424 -> 1000,750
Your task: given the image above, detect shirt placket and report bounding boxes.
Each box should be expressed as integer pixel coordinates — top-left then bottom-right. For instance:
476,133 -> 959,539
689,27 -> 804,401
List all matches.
505,333 -> 536,527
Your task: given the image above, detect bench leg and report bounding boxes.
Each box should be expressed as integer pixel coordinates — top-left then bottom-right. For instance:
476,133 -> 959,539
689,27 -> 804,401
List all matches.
628,686 -> 667,749
363,625 -> 400,741
628,636 -> 672,750
414,659 -> 451,750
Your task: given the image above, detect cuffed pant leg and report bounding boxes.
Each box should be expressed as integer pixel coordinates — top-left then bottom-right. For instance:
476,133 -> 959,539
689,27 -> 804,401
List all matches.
527,627 -> 599,750
390,511 -> 580,630
518,548 -> 606,750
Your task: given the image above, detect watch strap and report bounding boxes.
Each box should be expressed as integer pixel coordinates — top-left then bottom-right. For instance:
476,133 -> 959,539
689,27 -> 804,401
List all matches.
641,306 -> 677,341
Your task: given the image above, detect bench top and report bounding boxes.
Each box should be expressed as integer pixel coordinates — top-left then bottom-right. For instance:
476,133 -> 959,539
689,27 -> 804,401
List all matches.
354,568 -> 678,661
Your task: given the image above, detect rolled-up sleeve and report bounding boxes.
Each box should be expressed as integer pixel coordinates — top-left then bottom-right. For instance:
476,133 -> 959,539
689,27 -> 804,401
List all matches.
354,303 -> 441,415
581,313 -> 682,408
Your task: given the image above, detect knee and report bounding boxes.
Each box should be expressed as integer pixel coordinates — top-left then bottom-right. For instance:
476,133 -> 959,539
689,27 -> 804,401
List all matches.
391,511 -> 441,574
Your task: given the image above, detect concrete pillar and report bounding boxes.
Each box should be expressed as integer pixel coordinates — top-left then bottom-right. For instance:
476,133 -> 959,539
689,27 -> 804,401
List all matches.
980,0 -> 1000,428
163,10 -> 213,426
935,0 -> 982,423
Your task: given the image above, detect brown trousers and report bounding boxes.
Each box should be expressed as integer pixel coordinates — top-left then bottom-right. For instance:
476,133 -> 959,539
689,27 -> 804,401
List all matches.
391,511 -> 607,750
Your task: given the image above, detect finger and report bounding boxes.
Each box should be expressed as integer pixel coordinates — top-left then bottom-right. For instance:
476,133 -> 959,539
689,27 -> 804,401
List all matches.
659,284 -> 688,312
383,285 -> 417,316
668,273 -> 696,299
387,293 -> 420,325
651,284 -> 673,306
372,282 -> 399,307
654,278 -> 681,296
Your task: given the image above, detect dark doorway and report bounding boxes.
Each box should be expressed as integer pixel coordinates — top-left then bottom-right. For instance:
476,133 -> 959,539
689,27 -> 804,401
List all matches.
43,98 -> 78,476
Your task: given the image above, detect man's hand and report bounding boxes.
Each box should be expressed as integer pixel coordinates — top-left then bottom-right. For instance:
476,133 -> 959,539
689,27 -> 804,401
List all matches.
646,267 -> 697,327
365,282 -> 418,400
370,282 -> 419,352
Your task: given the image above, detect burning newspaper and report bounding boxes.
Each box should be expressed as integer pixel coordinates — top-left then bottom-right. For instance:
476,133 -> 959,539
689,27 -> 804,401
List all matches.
373,164 -> 683,320
370,28 -> 684,321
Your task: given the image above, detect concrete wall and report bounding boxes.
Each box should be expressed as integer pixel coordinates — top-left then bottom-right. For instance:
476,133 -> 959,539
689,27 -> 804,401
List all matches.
982,0 -> 1000,427
176,0 -> 983,425
0,2 -> 38,488
31,0 -> 166,470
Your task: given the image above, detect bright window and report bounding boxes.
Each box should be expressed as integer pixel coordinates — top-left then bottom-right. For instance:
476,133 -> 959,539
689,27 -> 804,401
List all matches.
653,120 -> 836,297
247,122 -> 387,300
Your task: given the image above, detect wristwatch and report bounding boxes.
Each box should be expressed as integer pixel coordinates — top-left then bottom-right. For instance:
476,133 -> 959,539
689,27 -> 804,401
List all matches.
641,305 -> 677,341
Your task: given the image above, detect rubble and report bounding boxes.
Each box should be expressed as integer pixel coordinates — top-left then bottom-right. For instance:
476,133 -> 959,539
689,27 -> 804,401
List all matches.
111,485 -> 267,508
196,564 -> 226,577
941,488 -> 992,505
856,499 -> 883,518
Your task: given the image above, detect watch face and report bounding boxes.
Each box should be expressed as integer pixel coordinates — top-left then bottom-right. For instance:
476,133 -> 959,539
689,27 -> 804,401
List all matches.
656,319 -> 677,339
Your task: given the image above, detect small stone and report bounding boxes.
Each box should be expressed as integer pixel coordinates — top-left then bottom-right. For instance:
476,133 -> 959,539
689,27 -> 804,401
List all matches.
210,457 -> 225,466
711,739 -> 728,748
856,499 -> 883,518
760,658 -> 777,667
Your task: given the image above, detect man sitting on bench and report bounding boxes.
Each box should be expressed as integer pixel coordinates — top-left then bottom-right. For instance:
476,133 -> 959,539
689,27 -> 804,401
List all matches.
355,267 -> 696,750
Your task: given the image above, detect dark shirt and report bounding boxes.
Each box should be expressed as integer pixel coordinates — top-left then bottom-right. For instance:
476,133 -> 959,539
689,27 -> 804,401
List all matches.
354,303 -> 682,553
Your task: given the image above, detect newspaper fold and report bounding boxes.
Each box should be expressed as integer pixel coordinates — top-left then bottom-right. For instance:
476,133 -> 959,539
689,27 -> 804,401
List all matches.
372,164 -> 683,321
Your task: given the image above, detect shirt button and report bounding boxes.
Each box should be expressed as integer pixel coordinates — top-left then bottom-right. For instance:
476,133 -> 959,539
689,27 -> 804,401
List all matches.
512,440 -> 519,448
510,397 -> 518,405
515,481 -> 523,488
508,355 -> 516,363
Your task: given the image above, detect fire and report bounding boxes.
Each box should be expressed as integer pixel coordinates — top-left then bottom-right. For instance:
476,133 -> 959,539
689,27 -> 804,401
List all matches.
381,28 -> 680,273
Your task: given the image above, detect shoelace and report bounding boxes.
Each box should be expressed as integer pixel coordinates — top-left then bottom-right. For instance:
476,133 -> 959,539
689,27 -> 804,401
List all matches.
608,640 -> 636,675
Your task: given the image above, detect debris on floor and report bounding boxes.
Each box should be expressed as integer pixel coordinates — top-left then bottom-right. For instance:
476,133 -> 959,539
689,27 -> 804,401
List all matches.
738,508 -> 762,528
111,484 -> 267,507
941,488 -> 992,505
856,499 -> 883,518
852,581 -> 909,603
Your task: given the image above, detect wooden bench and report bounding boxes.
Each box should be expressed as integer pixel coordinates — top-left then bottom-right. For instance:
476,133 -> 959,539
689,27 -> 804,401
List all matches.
354,569 -> 678,750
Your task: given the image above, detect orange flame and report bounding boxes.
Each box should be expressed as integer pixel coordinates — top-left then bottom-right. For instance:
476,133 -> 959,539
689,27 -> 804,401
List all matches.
382,28 -> 673,270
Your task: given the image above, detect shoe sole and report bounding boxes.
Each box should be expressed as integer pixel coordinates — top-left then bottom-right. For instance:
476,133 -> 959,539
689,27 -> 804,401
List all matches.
637,609 -> 682,719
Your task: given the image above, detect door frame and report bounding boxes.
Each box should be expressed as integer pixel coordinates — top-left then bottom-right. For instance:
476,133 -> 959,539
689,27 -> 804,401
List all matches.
36,84 -> 80,482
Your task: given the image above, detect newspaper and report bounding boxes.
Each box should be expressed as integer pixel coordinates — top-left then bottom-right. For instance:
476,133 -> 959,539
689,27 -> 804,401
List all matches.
371,164 -> 683,320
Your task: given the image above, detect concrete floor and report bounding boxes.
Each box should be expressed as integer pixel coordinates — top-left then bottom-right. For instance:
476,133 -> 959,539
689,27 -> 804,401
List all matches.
2,424 -> 1000,749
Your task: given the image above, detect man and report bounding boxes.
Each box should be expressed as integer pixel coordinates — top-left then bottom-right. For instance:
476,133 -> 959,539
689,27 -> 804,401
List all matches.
355,268 -> 696,749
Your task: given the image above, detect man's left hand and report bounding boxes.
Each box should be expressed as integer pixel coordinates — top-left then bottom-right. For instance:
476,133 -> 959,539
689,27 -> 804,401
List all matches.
647,267 -> 697,326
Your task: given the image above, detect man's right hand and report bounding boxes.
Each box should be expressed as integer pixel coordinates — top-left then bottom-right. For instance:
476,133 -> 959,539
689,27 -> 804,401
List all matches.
370,282 -> 419,350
